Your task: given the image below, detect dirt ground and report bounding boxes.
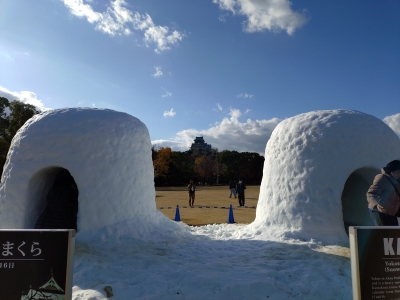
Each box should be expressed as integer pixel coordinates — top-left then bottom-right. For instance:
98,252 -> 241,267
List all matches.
156,185 -> 260,226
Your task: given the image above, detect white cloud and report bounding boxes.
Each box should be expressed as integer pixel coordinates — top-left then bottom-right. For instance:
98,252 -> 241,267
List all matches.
61,0 -> 185,52
0,47 -> 32,62
0,85 -> 49,111
151,139 -> 183,150
237,93 -> 254,99
162,91 -> 172,98
217,103 -> 223,111
0,48 -> 13,61
153,66 -> 163,77
62,0 -> 102,24
135,15 -> 185,53
163,108 -> 176,117
153,108 -> 282,154
383,113 -> 400,137
213,0 -> 308,35
214,0 -> 237,13
229,107 -> 241,119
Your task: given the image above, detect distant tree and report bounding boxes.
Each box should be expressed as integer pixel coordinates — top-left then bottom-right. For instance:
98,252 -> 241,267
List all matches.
194,155 -> 217,184
168,151 -> 194,185
0,97 -> 10,140
151,146 -> 264,186
151,144 -> 158,161
238,152 -> 264,184
0,98 -> 40,174
0,98 -> 40,143
0,139 -> 9,173
215,150 -> 264,184
216,150 -> 241,182
153,147 -> 172,184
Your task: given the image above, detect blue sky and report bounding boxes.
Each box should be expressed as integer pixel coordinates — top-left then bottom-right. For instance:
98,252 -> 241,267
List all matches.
0,0 -> 399,154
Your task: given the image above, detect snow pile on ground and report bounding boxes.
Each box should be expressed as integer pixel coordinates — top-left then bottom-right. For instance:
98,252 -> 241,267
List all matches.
0,108 -> 181,237
72,223 -> 352,300
246,110 -> 400,246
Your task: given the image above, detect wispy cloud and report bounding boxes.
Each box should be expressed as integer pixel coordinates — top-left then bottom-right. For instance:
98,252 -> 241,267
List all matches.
153,66 -> 163,77
0,47 -> 32,62
0,85 -> 49,111
213,0 -> 308,35
153,108 -> 282,154
162,90 -> 172,98
383,113 -> 400,138
0,47 -> 12,60
163,108 -> 176,117
61,0 -> 185,52
237,93 -> 254,99
217,103 -> 223,111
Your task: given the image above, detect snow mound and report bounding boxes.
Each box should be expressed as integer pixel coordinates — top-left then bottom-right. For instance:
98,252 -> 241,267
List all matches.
0,108 -> 183,239
247,109 -> 400,245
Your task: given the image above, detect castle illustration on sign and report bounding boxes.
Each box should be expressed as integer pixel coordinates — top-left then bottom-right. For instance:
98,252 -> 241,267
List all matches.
21,272 -> 65,300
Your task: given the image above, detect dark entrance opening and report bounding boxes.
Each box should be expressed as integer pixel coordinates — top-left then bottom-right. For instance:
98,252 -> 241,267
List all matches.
341,167 -> 379,235
34,168 -> 79,231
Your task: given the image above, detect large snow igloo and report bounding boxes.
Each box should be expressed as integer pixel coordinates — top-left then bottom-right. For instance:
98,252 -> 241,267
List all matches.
0,108 -> 166,235
251,110 -> 400,246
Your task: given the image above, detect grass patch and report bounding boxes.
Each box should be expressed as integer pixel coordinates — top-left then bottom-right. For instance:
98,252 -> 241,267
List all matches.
156,185 -> 260,226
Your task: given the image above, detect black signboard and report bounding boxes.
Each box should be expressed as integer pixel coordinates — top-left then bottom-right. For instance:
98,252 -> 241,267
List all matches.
0,229 -> 75,300
350,226 -> 400,300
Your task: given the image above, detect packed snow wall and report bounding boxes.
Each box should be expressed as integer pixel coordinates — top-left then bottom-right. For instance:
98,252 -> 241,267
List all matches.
0,108 -> 171,236
251,110 -> 400,245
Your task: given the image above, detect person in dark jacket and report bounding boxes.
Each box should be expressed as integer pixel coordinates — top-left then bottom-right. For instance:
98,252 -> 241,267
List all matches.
187,179 -> 196,207
367,160 -> 400,226
236,179 -> 246,207
229,180 -> 237,198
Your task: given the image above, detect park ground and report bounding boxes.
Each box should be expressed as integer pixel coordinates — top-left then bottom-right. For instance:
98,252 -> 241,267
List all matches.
155,185 -> 260,226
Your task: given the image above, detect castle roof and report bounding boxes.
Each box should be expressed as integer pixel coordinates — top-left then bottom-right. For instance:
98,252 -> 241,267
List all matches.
39,275 -> 64,292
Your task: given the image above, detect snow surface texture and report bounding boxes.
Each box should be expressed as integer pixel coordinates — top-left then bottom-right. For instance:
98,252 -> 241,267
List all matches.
250,109 -> 400,245
0,108 -> 182,238
73,223 -> 352,300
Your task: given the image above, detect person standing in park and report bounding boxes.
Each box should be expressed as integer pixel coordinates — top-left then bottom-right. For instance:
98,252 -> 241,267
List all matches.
367,160 -> 400,226
236,178 -> 246,206
229,180 -> 237,198
188,179 -> 196,207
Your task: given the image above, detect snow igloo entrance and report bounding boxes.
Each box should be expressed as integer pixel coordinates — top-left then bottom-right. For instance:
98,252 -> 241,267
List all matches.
341,167 -> 379,234
29,167 -> 79,231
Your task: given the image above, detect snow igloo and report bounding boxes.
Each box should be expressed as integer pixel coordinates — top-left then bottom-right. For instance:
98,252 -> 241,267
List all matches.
0,108 -> 174,236
250,109 -> 400,246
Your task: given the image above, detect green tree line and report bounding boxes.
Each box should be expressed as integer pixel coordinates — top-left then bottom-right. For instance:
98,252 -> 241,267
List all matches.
0,97 -> 40,174
152,146 -> 264,186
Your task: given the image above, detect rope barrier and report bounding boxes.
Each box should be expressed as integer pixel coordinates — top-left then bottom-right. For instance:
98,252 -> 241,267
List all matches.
159,206 -> 256,209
